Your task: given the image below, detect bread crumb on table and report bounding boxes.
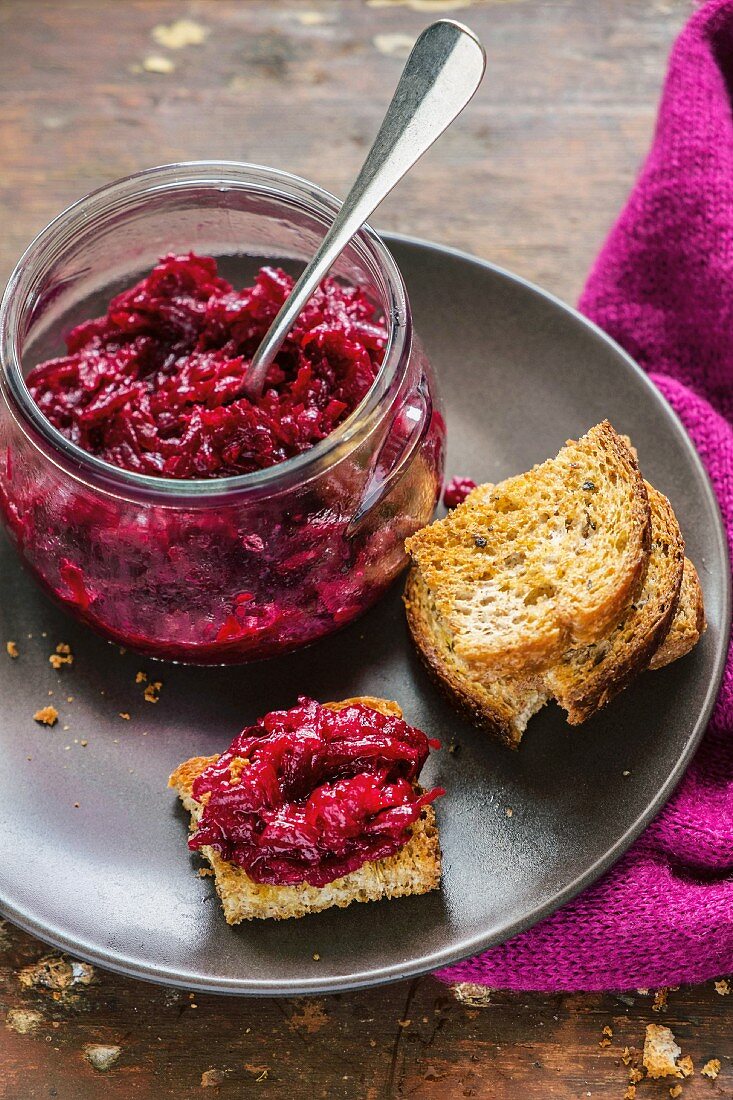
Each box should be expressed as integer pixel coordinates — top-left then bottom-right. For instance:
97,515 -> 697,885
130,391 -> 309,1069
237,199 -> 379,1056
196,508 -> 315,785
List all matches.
701,1059 -> 721,1080
669,1086 -> 683,1098
33,705 -> 58,726
152,18 -> 209,49
714,978 -> 730,995
452,982 -> 492,1007
643,1024 -> 688,1078
678,1055 -> 694,1077
119,712 -> 131,721
142,54 -> 175,74
83,1043 -> 120,1072
652,987 -> 669,1012
135,671 -> 147,684
6,641 -> 18,659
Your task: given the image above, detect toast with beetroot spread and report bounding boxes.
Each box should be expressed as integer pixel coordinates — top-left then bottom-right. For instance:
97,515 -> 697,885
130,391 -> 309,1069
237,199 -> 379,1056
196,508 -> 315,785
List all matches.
169,697 -> 442,922
404,423 -> 705,747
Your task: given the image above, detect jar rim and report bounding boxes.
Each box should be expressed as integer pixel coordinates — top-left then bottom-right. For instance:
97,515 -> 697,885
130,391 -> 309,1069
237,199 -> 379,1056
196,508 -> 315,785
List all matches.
0,161 -> 411,500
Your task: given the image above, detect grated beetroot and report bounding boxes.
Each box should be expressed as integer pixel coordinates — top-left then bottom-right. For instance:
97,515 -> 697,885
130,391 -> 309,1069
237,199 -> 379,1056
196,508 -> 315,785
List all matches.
189,697 -> 443,887
443,475 -> 477,509
26,253 -> 387,478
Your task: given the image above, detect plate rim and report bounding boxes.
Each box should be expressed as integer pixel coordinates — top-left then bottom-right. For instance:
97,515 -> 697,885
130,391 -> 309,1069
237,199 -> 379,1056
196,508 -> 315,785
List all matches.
2,232 -> 730,995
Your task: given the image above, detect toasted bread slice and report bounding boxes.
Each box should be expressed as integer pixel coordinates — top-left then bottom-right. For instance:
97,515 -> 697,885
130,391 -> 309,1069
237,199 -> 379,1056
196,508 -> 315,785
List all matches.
169,697 -> 441,922
404,565 -> 548,748
405,484 -> 701,745
649,557 -> 705,670
406,422 -> 651,675
546,485 -> 685,723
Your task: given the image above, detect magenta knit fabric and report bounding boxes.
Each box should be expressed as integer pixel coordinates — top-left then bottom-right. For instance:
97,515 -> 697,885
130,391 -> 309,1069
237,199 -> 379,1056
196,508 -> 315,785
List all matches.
437,0 -> 733,992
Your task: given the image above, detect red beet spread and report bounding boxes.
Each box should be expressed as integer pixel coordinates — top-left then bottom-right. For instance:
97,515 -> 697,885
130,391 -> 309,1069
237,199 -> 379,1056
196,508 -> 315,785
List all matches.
443,475 -> 477,509
188,697 -> 443,887
27,254 -> 387,478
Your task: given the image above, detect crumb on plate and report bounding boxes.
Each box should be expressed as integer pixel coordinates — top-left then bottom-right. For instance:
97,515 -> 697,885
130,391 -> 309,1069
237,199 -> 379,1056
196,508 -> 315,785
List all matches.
33,705 -> 58,726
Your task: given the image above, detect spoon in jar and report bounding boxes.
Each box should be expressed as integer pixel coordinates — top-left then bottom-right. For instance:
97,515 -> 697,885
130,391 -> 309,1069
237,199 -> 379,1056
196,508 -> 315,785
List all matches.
241,18 -> 486,400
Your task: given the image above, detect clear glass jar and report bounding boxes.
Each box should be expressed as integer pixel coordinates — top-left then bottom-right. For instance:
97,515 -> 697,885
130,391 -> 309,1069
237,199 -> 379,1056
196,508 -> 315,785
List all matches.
0,163 -> 444,663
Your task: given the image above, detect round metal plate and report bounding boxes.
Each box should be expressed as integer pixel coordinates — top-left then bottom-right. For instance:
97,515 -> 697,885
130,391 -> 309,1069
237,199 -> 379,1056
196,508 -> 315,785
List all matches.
0,236 -> 729,994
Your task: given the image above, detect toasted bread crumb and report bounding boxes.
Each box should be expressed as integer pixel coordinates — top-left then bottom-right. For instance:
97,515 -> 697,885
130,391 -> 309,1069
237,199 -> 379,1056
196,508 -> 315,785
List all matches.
644,1024 -> 684,1078
624,1086 -> 636,1100
142,54 -> 175,74
669,1086 -> 682,1098
5,1007 -> 44,1034
143,680 -> 162,703
152,18 -> 209,49
652,987 -> 669,1012
6,641 -> 18,659
701,1059 -> 720,1080
201,1068 -> 225,1088
678,1056 -> 694,1078
312,953 -> 320,961
714,979 -> 730,995
34,705 -> 58,726
135,671 -> 147,684
628,1068 -> 643,1084
84,1044 -> 120,1072
452,982 -> 492,1007
119,712 -> 130,720
49,643 -> 73,671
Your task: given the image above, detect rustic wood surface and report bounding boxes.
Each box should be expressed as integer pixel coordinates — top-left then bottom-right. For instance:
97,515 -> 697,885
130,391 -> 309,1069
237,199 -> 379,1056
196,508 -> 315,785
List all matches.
0,1 -> 730,1098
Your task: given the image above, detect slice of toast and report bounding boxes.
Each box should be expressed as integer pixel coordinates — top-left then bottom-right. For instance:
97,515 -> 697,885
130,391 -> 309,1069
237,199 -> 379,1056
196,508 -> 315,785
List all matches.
406,422 -> 651,675
649,557 -> 705,670
405,480 -> 702,746
403,564 -> 547,748
169,697 -> 441,922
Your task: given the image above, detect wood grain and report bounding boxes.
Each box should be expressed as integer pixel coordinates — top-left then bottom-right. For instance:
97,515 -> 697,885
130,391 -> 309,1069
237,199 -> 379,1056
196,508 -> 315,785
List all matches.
2,2 -> 730,1098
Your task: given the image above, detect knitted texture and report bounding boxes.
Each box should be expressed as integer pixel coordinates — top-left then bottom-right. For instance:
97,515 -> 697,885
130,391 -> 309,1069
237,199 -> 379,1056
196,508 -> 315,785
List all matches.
437,0 -> 733,992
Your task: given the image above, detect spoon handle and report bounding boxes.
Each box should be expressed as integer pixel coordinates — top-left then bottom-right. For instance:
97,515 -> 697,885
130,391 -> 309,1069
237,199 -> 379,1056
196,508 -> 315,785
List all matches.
243,19 -> 486,398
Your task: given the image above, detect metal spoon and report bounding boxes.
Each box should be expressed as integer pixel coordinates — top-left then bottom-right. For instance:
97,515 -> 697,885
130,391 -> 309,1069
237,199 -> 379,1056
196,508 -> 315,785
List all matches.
241,18 -> 486,399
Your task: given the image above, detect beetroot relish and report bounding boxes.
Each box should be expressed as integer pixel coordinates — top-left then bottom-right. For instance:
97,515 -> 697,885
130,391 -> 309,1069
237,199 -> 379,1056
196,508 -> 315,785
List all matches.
443,475 -> 477,509
189,698 -> 443,887
26,254 -> 387,479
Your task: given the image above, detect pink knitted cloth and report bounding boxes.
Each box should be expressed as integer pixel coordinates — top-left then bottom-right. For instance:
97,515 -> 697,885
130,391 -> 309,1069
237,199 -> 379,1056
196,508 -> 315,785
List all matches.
438,0 -> 733,992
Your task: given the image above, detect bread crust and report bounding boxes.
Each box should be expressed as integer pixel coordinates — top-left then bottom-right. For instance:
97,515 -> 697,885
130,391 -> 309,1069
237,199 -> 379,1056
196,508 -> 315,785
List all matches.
649,557 -> 705,670
169,698 -> 442,922
547,485 -> 685,724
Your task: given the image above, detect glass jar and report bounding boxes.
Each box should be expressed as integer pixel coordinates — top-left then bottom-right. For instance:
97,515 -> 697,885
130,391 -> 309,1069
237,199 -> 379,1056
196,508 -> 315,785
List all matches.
0,163 -> 444,663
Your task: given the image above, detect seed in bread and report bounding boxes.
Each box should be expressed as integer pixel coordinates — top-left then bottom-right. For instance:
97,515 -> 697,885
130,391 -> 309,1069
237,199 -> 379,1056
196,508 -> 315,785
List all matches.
406,421 -> 652,676
168,698 -> 442,922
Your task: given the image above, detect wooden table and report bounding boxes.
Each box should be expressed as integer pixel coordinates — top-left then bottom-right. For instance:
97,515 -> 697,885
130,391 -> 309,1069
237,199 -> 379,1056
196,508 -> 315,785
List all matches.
0,2 -> 730,1097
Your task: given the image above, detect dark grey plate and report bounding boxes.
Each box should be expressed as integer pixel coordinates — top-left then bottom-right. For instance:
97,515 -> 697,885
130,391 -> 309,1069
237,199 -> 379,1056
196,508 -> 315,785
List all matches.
0,236 -> 729,995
